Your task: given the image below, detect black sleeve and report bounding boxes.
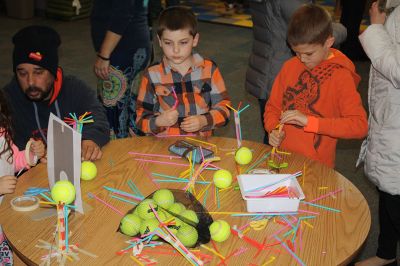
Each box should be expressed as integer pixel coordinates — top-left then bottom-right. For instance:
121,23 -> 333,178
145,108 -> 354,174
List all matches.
69,78 -> 110,147
108,0 -> 135,35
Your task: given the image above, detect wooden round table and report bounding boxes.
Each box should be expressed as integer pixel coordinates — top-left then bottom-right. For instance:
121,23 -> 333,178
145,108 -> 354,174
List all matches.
0,137 -> 370,265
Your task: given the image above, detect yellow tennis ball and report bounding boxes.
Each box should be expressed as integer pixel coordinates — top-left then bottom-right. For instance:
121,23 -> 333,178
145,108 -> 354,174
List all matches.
213,169 -> 233,189
51,180 -> 76,204
209,220 -> 231,242
177,225 -> 198,247
139,218 -> 160,240
153,189 -> 174,209
235,147 -> 253,165
168,202 -> 186,216
120,214 -> 142,236
136,199 -> 158,220
81,161 -> 97,181
180,209 -> 199,225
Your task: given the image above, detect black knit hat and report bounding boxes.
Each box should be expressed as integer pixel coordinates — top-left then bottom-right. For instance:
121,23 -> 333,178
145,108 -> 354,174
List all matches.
12,25 -> 61,77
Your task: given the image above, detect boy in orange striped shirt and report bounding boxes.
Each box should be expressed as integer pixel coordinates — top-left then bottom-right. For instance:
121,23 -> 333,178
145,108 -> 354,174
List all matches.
136,7 -> 231,136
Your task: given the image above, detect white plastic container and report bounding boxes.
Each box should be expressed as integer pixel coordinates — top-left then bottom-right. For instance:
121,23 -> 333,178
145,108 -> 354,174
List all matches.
237,174 -> 305,213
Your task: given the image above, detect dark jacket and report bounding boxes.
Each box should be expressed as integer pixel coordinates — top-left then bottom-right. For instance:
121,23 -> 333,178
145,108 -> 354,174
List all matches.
2,72 -> 110,150
245,0 -> 347,100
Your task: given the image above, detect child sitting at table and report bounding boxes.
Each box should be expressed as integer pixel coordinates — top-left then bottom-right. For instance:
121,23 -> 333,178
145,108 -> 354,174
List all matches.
264,4 -> 368,168
136,6 -> 231,136
0,89 -> 45,265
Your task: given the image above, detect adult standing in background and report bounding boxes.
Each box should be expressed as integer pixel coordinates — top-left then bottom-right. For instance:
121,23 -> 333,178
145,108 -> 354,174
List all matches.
339,0 -> 368,60
245,0 -> 347,144
91,0 -> 151,139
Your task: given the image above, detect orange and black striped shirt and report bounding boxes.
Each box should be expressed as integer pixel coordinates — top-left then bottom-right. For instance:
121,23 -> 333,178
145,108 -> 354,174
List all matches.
136,53 -> 231,136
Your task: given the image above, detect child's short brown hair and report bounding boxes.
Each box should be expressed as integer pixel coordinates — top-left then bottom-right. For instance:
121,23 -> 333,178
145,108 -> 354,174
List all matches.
287,4 -> 333,46
157,6 -> 198,38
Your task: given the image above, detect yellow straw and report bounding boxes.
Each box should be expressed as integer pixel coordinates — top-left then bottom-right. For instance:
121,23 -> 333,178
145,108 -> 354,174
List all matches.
242,227 -> 251,235
186,137 -> 217,149
225,104 -> 238,113
130,255 -> 144,266
218,186 -> 232,192
262,256 -> 276,266
197,182 -> 212,200
303,221 -> 314,229
200,244 -> 225,260
302,163 -> 306,187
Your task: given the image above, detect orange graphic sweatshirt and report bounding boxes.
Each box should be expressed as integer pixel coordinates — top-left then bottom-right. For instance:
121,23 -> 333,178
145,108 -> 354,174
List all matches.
264,49 -> 368,168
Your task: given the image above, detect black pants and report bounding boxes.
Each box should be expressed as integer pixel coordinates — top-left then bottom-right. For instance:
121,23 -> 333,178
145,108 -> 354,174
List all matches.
258,99 -> 269,145
377,189 -> 400,260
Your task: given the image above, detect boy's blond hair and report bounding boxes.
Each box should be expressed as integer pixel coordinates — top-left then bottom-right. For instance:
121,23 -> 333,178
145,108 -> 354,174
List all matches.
287,4 -> 333,46
157,6 -> 198,38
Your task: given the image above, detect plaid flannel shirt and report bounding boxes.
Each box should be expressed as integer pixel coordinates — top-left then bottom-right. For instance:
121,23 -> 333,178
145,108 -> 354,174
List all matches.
136,53 -> 231,136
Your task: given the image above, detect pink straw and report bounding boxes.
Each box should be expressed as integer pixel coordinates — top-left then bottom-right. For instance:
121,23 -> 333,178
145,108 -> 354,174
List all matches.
155,134 -> 196,138
309,188 -> 343,203
134,158 -> 189,167
140,162 -> 160,188
88,192 -> 124,216
129,151 -> 182,159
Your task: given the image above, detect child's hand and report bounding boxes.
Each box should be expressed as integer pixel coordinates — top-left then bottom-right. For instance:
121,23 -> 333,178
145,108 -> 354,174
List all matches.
280,110 -> 308,127
180,115 -> 207,132
268,129 -> 285,147
370,1 -> 386,25
155,109 -> 179,127
0,175 -> 17,195
30,139 -> 46,159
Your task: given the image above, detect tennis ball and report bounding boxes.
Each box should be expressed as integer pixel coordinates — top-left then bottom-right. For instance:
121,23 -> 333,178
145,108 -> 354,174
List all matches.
177,225 -> 198,247
136,199 -> 158,220
174,217 -> 185,229
167,224 -> 179,235
213,169 -> 233,189
51,180 -> 76,204
120,214 -> 142,236
153,189 -> 174,209
180,209 -> 199,225
157,210 -> 170,221
209,220 -> 231,242
168,202 -> 186,216
140,218 -> 160,240
235,147 -> 253,165
81,161 -> 97,181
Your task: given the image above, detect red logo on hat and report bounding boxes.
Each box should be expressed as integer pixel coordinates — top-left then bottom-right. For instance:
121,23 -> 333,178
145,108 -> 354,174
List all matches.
29,52 -> 43,61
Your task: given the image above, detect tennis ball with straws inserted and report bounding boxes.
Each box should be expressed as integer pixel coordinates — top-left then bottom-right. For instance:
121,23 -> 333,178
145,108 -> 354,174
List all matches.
51,180 -> 76,204
81,161 -> 97,181
120,213 -> 142,236
136,199 -> 158,220
235,146 -> 253,165
180,209 -> 199,225
140,218 -> 160,240
213,169 -> 233,189
177,224 -> 198,247
209,220 -> 231,242
153,189 -> 174,209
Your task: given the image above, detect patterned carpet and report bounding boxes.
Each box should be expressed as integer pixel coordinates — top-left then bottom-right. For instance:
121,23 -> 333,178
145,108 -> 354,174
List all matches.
182,0 -> 369,31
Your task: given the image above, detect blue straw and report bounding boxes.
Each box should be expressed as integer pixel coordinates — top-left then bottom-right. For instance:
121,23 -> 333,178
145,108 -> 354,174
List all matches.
40,192 -> 55,203
300,201 -> 341,213
274,235 -> 306,266
238,104 -> 250,114
244,171 -> 302,193
64,205 -> 69,252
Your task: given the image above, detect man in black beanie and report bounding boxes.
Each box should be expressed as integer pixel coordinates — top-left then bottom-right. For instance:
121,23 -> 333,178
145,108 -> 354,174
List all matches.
2,25 -> 110,161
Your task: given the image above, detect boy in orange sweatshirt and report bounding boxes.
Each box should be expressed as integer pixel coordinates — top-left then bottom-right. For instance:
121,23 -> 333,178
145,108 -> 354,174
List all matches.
264,4 -> 368,168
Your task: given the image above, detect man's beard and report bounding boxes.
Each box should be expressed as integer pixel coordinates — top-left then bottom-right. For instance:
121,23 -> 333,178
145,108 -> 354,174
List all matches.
25,85 -> 52,102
